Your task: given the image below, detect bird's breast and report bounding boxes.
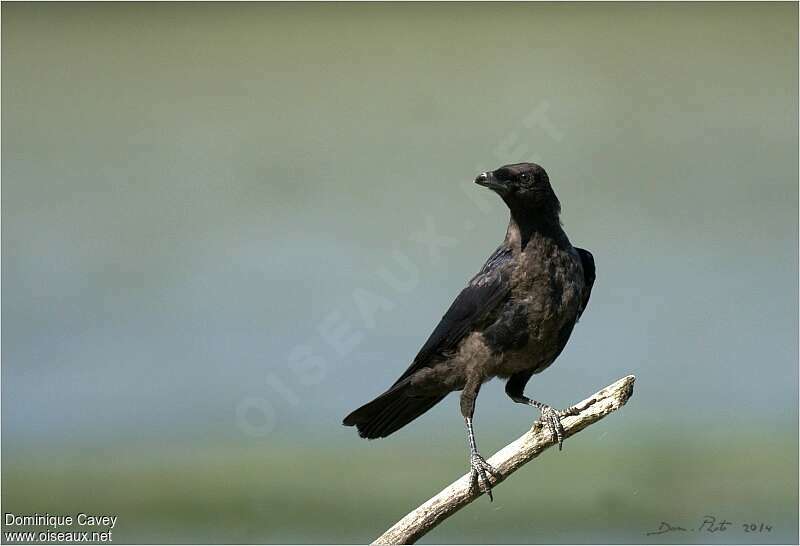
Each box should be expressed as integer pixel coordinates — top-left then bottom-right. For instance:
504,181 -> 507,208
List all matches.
492,245 -> 584,377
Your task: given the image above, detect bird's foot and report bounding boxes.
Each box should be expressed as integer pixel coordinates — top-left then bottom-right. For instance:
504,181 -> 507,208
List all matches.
531,401 -> 581,450
469,451 -> 499,501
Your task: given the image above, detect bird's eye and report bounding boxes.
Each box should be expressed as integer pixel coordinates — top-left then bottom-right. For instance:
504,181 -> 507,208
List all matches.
520,173 -> 529,182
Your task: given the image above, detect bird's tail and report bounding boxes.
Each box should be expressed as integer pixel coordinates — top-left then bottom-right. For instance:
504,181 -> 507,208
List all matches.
342,381 -> 446,439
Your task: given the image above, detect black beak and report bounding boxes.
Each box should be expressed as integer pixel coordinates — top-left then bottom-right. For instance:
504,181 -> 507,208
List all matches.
474,171 -> 508,195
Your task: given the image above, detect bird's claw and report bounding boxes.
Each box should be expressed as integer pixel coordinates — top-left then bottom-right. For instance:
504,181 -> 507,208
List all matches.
469,451 -> 499,501
534,403 -> 579,450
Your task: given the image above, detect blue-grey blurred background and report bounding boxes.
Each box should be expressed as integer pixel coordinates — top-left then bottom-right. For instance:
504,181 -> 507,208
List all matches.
2,2 -> 798,544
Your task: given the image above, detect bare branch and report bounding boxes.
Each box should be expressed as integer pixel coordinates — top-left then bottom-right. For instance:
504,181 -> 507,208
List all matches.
372,375 -> 636,545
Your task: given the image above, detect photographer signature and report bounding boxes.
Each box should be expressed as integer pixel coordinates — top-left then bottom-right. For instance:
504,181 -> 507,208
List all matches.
646,515 -> 772,536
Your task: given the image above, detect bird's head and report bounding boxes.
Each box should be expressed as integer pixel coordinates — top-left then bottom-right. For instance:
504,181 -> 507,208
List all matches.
474,163 -> 561,221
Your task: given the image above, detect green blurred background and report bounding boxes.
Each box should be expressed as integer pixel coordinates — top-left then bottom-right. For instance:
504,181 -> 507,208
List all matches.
2,2 -> 797,544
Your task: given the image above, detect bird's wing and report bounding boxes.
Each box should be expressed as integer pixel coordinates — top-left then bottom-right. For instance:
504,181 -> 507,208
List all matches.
575,247 -> 595,319
392,246 -> 513,386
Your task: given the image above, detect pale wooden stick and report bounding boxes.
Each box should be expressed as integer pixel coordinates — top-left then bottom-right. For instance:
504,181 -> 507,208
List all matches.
372,375 -> 636,545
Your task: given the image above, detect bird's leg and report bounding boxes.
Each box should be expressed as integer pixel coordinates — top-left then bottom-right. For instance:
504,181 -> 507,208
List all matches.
528,399 -> 582,450
461,380 -> 498,501
505,371 -> 590,450
464,417 -> 498,500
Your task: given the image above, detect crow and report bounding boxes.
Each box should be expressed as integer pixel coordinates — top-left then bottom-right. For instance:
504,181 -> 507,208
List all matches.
343,163 -> 595,500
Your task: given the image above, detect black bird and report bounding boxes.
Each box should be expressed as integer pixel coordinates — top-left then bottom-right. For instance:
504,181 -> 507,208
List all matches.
343,163 -> 595,499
